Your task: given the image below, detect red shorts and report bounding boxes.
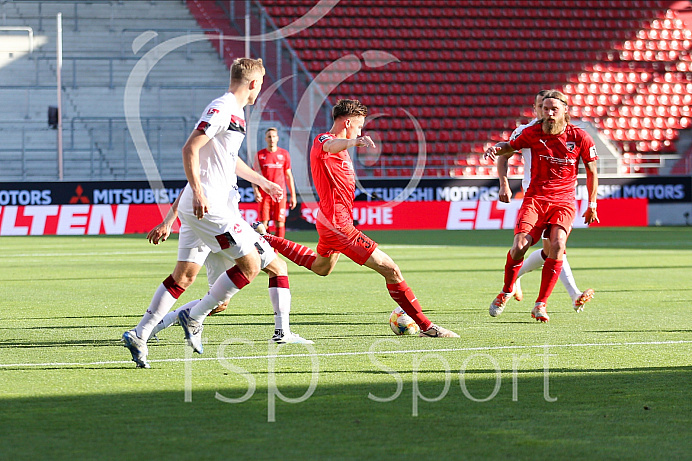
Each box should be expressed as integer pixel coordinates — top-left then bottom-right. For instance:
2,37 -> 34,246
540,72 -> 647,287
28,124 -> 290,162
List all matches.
316,221 -> 378,265
515,197 -> 575,245
259,195 -> 287,223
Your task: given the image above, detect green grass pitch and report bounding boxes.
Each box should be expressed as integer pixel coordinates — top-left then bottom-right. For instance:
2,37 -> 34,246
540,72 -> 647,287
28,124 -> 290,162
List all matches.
0,228 -> 690,460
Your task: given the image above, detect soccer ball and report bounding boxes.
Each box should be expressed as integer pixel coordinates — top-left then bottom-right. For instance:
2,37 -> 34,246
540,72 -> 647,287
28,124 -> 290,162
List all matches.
389,308 -> 420,336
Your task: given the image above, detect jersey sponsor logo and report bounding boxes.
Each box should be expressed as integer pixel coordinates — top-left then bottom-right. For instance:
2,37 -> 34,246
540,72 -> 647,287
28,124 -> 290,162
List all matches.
228,115 -> 246,134
318,134 -> 332,143
207,108 -> 219,115
566,142 -> 576,152
233,223 -> 242,234
539,154 -> 577,165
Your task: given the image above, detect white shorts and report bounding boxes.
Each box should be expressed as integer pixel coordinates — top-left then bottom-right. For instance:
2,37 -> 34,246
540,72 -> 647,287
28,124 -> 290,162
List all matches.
177,209 -> 276,288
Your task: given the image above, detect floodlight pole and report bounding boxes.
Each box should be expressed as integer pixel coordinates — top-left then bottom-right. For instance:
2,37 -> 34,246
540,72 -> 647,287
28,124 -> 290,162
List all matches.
57,12 -> 64,180
245,0 -> 250,57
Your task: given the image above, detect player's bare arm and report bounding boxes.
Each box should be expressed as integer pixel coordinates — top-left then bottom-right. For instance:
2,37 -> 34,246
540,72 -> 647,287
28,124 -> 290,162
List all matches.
286,168 -> 297,209
496,154 -> 513,203
236,157 -> 284,202
182,130 -> 212,219
323,135 -> 375,153
147,194 -> 182,245
483,142 -> 513,162
583,160 -> 600,225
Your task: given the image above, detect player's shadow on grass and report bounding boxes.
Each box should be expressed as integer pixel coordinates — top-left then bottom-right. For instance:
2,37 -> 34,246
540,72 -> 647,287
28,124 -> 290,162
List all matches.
0,339 -> 123,348
1,366 -> 691,459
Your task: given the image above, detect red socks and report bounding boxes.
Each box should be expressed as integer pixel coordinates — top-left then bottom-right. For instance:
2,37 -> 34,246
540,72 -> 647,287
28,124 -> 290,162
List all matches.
503,251 -> 523,293
387,281 -> 432,331
262,234 -> 316,270
536,258 -> 564,304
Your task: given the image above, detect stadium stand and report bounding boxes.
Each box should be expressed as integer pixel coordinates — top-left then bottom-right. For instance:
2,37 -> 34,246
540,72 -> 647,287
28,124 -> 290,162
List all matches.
1,0 -> 690,180
0,0 -> 238,180
254,0 -> 685,177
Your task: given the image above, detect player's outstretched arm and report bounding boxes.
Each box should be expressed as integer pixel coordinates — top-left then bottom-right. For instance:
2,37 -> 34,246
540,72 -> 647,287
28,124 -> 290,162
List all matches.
582,160 -> 600,225
323,135 -> 375,153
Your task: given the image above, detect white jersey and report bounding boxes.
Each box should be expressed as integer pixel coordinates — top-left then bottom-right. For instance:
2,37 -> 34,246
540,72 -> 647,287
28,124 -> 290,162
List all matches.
179,92 -> 246,215
509,118 -> 539,191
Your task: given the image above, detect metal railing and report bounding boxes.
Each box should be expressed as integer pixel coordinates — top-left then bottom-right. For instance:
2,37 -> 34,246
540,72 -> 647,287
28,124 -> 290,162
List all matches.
0,26 -> 34,53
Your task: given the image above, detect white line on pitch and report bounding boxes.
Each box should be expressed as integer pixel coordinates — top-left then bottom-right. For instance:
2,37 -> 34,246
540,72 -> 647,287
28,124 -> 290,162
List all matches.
0,340 -> 690,369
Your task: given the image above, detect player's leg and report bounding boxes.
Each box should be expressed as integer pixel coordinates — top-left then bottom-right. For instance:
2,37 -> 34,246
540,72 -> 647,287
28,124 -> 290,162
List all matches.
532,225 -> 568,323
557,252 -> 594,312
514,237 -> 549,301
177,215 -> 266,353
121,259 -> 202,368
150,252 -> 231,338
490,198 -> 542,317
262,255 -> 313,344
271,197 -> 288,238
361,247 -> 459,338
490,231 -> 533,317
254,224 -> 340,276
259,195 -> 271,230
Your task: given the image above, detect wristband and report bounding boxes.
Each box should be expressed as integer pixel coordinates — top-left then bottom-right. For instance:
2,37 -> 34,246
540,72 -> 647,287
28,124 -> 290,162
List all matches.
588,201 -> 597,209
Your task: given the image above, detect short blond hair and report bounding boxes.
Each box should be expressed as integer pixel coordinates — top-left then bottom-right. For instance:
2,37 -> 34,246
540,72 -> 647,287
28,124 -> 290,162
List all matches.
230,58 -> 265,85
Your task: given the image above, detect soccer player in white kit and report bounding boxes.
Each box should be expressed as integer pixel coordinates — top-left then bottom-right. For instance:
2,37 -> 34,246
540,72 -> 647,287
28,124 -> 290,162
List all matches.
142,193 -> 311,346
492,90 -> 594,317
122,58 -> 309,368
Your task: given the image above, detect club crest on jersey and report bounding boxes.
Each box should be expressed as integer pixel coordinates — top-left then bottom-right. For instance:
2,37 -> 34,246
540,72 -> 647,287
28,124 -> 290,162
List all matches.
566,142 -> 576,152
228,115 -> 246,134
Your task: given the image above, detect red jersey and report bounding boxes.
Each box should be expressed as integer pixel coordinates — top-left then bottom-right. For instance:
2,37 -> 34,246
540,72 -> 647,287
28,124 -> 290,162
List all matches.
255,147 -> 291,197
509,123 -> 597,203
310,132 -> 355,228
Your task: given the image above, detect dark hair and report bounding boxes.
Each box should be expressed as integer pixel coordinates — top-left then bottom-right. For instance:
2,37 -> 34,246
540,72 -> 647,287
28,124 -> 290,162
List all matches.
535,89 -> 551,102
332,99 -> 368,120
265,127 -> 278,135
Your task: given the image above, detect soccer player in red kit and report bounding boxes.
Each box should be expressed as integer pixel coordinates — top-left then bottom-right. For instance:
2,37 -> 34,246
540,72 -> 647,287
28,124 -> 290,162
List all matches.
484,90 -> 599,322
252,127 -> 297,238
256,99 -> 458,337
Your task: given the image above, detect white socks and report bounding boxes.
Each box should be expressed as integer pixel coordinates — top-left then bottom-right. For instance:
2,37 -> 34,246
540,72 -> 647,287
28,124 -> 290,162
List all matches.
269,286 -> 291,334
559,257 -> 580,300
149,300 -> 200,337
189,272 -> 242,322
517,250 -> 545,277
135,284 -> 179,342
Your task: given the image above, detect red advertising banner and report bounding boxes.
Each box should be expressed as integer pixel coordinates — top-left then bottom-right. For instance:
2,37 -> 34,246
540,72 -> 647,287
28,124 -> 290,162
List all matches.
0,199 -> 647,235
